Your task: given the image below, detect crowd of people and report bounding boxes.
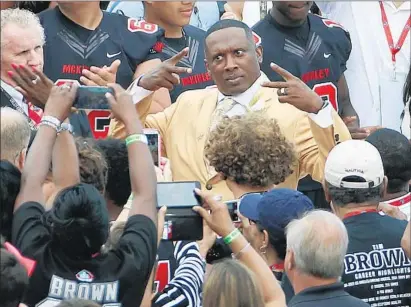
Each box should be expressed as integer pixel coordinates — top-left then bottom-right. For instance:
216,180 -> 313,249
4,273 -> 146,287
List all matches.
0,1 -> 410,307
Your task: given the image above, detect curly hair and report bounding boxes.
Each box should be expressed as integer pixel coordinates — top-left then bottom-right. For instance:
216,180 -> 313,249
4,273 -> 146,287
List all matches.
205,112 -> 297,187
75,138 -> 108,194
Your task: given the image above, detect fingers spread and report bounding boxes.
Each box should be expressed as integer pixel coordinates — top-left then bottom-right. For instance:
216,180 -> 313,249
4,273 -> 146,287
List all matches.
261,81 -> 289,89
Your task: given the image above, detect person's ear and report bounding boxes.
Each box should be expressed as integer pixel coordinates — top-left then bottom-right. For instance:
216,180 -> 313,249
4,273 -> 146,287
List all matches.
323,181 -> 332,203
205,58 -> 211,74
17,148 -> 27,171
256,45 -> 263,64
284,248 -> 295,273
262,229 -> 269,248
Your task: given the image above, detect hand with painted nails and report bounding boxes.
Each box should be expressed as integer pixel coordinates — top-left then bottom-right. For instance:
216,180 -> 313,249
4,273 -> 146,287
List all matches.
9,64 -> 53,109
261,62 -> 324,114
80,59 -> 121,86
139,47 -> 192,91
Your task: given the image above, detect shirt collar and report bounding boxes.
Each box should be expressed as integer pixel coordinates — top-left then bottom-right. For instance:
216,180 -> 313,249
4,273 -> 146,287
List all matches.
1,80 -> 24,103
384,1 -> 410,12
382,192 -> 411,207
217,72 -> 269,107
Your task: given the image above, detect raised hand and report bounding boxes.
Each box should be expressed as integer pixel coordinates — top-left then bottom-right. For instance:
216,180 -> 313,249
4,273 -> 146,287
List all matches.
80,59 -> 121,86
44,83 -> 78,122
139,47 -> 192,91
192,189 -> 235,238
261,62 -> 324,114
9,64 -> 53,108
105,83 -> 138,126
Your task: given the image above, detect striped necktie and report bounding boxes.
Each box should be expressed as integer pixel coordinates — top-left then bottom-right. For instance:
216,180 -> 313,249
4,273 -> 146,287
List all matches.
210,97 -> 237,131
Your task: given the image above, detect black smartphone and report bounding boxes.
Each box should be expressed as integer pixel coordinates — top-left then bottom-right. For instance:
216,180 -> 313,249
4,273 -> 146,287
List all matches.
157,181 -> 203,241
74,86 -> 114,109
225,200 -> 240,222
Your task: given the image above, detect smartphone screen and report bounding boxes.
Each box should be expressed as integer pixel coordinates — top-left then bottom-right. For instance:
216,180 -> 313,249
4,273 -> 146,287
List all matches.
157,182 -> 201,208
144,129 -> 160,167
225,200 -> 240,222
74,86 -> 114,110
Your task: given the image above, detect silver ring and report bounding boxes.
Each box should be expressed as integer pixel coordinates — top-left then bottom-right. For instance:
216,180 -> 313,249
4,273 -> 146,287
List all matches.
213,195 -> 223,202
279,87 -> 287,96
61,84 -> 71,90
31,75 -> 40,85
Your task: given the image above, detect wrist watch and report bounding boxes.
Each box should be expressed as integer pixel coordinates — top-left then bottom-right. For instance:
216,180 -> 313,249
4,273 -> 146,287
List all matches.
59,122 -> 74,134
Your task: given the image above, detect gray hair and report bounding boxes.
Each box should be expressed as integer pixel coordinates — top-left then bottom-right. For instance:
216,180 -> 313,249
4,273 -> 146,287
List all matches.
286,210 -> 349,279
0,107 -> 31,163
0,8 -> 45,47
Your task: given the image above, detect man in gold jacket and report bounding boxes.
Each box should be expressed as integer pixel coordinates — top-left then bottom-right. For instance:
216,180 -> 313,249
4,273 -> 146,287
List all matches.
110,19 -> 351,200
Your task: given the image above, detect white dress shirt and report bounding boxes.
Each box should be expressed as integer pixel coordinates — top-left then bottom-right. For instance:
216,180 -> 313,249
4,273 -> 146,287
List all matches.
317,1 -> 411,134
217,73 -> 334,128
0,80 -> 28,115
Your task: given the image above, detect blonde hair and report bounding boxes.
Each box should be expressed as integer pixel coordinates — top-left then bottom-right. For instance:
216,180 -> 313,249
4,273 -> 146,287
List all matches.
0,107 -> 31,163
0,8 -> 45,47
203,259 -> 265,307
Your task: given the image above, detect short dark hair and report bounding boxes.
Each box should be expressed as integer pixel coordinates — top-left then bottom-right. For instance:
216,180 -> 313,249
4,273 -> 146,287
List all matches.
44,183 -> 109,259
325,176 -> 383,207
205,19 -> 255,48
0,248 -> 29,307
56,299 -> 101,307
366,129 -> 411,193
95,138 -> 130,207
0,160 -> 21,241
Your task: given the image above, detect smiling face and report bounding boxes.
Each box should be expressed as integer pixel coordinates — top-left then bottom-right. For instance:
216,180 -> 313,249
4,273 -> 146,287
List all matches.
205,27 -> 262,96
1,23 -> 44,86
272,1 -> 312,25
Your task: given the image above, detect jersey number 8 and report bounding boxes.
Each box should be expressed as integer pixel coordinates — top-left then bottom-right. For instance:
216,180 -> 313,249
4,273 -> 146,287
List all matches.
312,82 -> 338,111
128,19 -> 159,34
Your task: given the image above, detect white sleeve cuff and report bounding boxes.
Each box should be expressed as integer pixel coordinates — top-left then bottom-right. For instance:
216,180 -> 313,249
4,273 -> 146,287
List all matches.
308,103 -> 333,128
128,78 -> 153,105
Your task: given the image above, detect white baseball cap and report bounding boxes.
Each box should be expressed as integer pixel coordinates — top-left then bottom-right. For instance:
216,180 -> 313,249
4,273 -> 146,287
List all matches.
325,140 -> 384,189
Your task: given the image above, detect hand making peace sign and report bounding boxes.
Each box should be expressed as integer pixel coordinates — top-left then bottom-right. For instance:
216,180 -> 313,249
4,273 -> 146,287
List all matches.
261,62 -> 325,114
139,47 -> 192,91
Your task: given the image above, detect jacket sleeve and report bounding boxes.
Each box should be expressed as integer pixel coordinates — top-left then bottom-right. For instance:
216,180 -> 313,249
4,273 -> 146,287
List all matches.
294,108 -> 351,183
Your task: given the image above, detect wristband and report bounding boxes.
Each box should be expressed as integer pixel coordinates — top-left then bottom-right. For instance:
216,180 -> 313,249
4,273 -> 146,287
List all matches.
223,228 -> 241,245
58,123 -> 74,135
232,243 -> 251,259
125,134 -> 148,146
42,115 -> 61,127
39,120 -> 59,132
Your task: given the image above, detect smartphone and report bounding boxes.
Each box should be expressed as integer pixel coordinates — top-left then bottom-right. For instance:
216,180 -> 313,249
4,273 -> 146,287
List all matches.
225,200 -> 240,222
74,86 -> 114,110
157,181 -> 203,241
144,129 -> 161,167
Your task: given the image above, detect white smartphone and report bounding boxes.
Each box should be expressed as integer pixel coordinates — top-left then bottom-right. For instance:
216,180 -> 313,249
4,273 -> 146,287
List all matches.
144,128 -> 161,167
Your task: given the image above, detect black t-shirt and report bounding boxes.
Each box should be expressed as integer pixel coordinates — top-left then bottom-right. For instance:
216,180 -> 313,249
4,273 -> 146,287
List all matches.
154,241 -> 178,293
288,282 -> 370,307
38,7 -> 164,138
252,12 -> 351,113
342,212 -> 411,307
146,25 -> 214,103
12,202 -> 157,307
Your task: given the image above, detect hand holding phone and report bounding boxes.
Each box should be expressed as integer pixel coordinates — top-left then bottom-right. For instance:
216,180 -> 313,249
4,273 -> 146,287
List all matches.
74,86 -> 114,109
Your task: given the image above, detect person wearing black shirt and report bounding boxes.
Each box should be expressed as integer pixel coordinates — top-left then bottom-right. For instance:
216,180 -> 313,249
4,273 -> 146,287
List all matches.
285,210 -> 369,307
143,1 -> 214,109
12,83 -> 158,307
252,1 -> 359,210
324,140 -> 411,307
38,1 -> 164,138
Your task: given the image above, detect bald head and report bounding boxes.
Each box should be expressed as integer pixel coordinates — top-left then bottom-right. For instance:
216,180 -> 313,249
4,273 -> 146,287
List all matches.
0,107 -> 31,167
286,210 -> 348,279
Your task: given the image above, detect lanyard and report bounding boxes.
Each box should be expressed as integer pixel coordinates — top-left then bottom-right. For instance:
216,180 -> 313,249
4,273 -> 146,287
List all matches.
0,86 -> 38,130
343,209 -> 378,220
379,1 -> 411,80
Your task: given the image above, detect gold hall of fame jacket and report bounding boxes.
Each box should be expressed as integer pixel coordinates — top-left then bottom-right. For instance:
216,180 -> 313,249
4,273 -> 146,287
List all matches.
109,86 -> 351,201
